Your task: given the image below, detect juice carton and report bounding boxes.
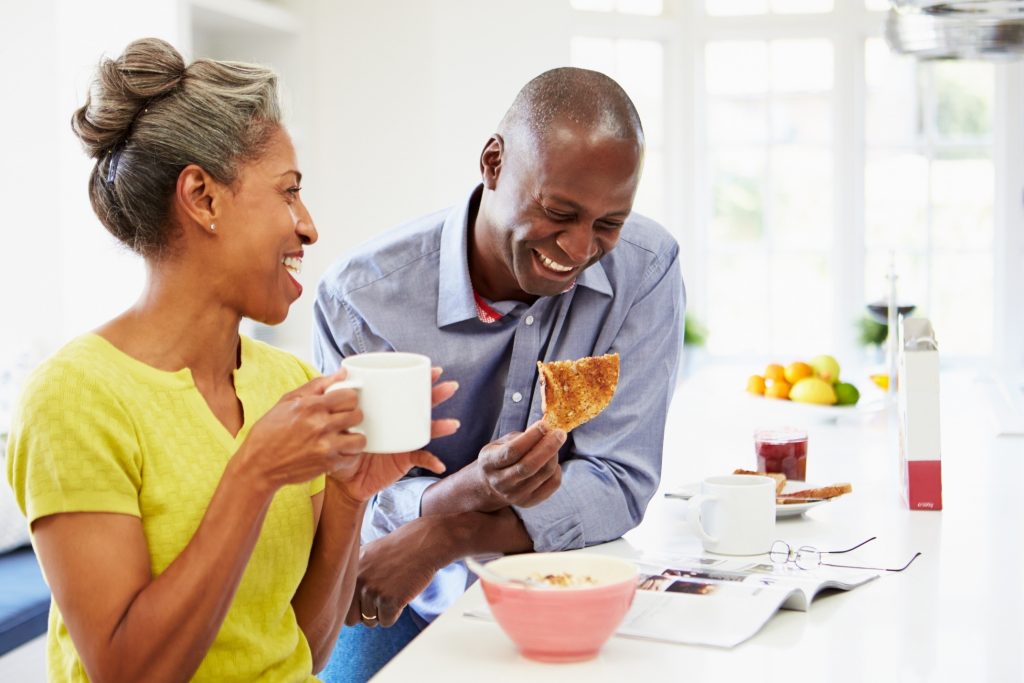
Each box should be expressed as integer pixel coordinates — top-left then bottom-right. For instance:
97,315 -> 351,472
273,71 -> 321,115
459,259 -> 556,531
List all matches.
897,318 -> 943,510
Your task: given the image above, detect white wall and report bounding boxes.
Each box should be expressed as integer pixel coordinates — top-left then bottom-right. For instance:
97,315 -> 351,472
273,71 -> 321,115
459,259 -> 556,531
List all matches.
286,0 -> 571,359
0,1 -> 61,357
0,0 -> 571,364
1,0 -> 183,360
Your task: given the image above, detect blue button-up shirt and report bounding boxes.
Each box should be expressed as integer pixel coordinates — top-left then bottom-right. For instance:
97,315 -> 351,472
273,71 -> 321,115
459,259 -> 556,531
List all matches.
312,185 -> 684,621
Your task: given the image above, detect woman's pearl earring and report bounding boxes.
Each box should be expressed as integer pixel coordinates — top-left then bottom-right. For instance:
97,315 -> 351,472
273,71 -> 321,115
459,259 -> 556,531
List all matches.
210,223 -> 216,232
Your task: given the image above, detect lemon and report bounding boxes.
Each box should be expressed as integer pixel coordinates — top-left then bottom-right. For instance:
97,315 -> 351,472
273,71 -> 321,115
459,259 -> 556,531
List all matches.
870,374 -> 889,390
784,361 -> 814,385
834,382 -> 860,406
809,354 -> 841,384
789,377 -> 837,405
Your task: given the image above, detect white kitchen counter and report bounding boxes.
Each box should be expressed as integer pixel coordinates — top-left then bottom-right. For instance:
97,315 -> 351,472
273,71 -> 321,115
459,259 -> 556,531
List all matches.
374,367 -> 1024,683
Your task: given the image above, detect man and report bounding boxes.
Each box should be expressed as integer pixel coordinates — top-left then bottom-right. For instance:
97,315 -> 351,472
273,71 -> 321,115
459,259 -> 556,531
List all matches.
313,67 -> 684,682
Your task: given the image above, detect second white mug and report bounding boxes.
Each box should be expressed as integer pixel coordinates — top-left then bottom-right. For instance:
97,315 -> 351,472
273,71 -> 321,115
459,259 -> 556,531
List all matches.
687,474 -> 776,556
326,352 -> 432,454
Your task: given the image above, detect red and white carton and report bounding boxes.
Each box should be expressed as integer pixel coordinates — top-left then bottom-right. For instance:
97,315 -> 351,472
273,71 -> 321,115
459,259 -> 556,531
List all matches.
897,318 -> 943,510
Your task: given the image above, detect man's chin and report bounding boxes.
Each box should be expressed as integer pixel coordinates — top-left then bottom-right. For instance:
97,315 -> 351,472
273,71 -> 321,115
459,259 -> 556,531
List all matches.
521,278 -> 574,298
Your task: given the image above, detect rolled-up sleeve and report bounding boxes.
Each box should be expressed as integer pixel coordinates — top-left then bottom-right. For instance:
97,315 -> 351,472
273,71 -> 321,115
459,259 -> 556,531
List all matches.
361,477 -> 440,541
514,244 -> 685,552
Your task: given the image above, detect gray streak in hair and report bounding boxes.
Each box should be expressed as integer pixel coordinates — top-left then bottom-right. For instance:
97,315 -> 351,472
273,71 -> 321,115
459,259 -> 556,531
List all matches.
71,37 -> 282,258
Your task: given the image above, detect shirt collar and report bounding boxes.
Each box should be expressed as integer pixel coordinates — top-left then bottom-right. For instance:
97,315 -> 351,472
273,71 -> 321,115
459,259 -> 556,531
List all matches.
437,186 -> 481,328
575,255 -> 613,297
436,184 -> 613,328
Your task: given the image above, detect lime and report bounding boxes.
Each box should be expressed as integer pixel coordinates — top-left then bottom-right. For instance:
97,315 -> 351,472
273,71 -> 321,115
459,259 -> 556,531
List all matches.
834,382 -> 860,406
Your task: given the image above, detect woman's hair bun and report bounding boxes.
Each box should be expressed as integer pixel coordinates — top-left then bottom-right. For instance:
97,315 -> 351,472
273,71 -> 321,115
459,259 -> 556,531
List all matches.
72,37 -> 280,258
71,37 -> 187,159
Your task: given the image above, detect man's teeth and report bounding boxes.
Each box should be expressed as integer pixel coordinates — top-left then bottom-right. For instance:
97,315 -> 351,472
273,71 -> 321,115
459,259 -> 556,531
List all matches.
282,256 -> 302,274
538,253 -> 573,273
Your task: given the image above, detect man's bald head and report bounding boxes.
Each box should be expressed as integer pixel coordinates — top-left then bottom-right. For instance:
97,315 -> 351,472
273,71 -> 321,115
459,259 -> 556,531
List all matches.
472,67 -> 645,303
497,67 -> 644,147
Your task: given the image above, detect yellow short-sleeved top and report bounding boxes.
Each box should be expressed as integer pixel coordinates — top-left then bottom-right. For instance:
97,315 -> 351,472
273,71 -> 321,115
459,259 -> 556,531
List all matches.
5,333 -> 326,682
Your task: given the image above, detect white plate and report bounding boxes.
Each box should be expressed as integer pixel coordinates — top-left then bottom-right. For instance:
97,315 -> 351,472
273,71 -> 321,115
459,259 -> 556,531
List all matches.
664,480 -> 832,518
747,395 -> 886,424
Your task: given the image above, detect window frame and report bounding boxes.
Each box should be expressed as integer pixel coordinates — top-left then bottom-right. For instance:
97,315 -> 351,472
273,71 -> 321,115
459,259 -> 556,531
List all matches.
570,1 -> 1023,373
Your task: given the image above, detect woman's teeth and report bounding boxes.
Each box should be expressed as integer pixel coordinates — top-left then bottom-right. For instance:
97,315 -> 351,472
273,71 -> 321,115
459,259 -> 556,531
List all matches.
282,256 -> 302,274
538,253 -> 573,273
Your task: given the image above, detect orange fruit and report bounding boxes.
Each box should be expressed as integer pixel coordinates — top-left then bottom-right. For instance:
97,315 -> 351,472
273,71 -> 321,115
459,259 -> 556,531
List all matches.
784,361 -> 814,385
764,364 -> 785,383
746,375 -> 766,395
764,378 -> 792,399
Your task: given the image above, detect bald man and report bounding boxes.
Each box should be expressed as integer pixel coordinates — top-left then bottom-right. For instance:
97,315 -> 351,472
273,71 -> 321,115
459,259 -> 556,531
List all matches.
314,67 -> 685,682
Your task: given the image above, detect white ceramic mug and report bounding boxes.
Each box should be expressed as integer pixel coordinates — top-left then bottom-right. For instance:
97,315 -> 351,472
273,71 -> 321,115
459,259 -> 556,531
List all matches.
687,475 -> 776,555
326,352 -> 432,454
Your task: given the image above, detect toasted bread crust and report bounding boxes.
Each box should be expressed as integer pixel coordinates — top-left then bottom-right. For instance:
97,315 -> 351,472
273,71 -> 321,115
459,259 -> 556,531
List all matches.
733,469 -> 851,501
778,483 -> 853,500
537,353 -> 620,432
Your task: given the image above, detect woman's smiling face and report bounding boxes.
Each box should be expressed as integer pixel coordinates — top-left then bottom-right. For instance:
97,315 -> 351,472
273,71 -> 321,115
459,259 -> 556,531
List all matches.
213,127 -> 317,325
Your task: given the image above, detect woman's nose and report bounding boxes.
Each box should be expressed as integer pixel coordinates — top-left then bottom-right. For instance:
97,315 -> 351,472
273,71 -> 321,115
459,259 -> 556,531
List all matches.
297,206 -> 318,245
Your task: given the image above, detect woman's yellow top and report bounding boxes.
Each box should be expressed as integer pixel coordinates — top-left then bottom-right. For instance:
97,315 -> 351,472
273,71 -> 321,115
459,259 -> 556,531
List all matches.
6,334 -> 326,682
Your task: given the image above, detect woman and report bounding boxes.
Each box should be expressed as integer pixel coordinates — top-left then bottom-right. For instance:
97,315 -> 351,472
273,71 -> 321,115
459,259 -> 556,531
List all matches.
5,38 -> 457,682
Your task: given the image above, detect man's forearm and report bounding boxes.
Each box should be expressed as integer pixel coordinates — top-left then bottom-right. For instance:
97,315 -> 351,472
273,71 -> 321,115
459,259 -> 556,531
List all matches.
424,507 -> 534,565
420,464 -> 490,516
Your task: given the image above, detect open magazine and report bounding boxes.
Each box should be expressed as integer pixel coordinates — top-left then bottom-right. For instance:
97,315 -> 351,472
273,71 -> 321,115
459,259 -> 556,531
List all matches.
466,552 -> 878,649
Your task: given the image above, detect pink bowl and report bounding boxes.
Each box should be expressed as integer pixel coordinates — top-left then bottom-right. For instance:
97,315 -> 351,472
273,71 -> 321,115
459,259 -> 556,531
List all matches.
479,553 -> 637,663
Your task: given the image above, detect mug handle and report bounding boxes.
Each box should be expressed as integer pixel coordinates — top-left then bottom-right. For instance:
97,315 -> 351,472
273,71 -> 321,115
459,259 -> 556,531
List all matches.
326,379 -> 363,393
687,494 -> 719,545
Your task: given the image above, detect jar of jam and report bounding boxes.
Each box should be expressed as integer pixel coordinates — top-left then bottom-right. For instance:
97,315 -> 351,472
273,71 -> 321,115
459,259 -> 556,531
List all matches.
754,428 -> 808,481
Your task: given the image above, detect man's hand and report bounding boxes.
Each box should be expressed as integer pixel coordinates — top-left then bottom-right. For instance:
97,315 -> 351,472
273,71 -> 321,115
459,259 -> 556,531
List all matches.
346,518 -> 449,628
420,420 -> 566,517
473,420 -> 566,511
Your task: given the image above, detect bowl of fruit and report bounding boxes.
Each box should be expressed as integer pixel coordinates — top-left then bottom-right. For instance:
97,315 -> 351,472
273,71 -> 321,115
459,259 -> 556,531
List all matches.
745,355 -> 882,421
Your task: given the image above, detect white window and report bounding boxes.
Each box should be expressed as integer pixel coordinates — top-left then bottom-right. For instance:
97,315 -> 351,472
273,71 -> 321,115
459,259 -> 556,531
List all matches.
865,39 -> 995,357
570,0 -> 1017,366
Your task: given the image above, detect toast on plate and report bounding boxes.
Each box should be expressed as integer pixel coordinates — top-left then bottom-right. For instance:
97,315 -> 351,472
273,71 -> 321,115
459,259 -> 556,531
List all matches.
732,469 -> 852,503
777,483 -> 853,501
732,468 -> 787,495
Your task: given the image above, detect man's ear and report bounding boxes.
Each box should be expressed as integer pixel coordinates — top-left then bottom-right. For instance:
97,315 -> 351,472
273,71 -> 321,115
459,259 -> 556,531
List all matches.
175,164 -> 221,235
479,134 -> 504,190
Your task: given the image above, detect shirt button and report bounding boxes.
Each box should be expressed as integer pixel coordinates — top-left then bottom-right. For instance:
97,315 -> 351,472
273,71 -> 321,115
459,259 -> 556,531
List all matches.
511,391 -> 523,403
525,315 -> 535,326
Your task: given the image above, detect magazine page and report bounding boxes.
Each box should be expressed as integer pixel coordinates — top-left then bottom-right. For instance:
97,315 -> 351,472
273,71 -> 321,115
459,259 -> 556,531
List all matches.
618,552 -> 878,647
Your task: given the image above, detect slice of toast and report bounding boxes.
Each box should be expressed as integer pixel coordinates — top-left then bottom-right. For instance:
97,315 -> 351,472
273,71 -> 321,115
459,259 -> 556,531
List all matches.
733,468 -> 787,495
537,353 -> 619,432
777,483 -> 853,501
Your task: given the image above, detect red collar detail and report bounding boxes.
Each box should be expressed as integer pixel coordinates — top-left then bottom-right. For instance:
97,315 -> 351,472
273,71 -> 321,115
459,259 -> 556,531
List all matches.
473,290 -> 503,324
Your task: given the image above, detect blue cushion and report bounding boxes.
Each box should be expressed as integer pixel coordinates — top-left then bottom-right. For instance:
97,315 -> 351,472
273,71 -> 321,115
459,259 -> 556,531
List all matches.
0,546 -> 50,656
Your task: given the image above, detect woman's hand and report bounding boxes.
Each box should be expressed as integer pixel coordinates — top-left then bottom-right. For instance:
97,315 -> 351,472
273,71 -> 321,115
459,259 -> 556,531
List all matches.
233,371 -> 367,494
329,367 -> 460,502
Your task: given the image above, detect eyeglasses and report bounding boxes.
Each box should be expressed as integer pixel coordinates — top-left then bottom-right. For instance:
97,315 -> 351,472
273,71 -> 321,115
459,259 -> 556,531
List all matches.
769,536 -> 922,572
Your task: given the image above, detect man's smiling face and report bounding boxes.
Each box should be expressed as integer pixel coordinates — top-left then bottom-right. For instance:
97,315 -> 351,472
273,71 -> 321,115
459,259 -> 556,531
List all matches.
473,120 -> 643,302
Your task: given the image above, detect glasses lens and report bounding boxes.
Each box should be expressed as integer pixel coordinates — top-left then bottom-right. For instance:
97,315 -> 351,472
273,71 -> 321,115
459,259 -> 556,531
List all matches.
795,546 -> 820,570
769,541 -> 790,564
